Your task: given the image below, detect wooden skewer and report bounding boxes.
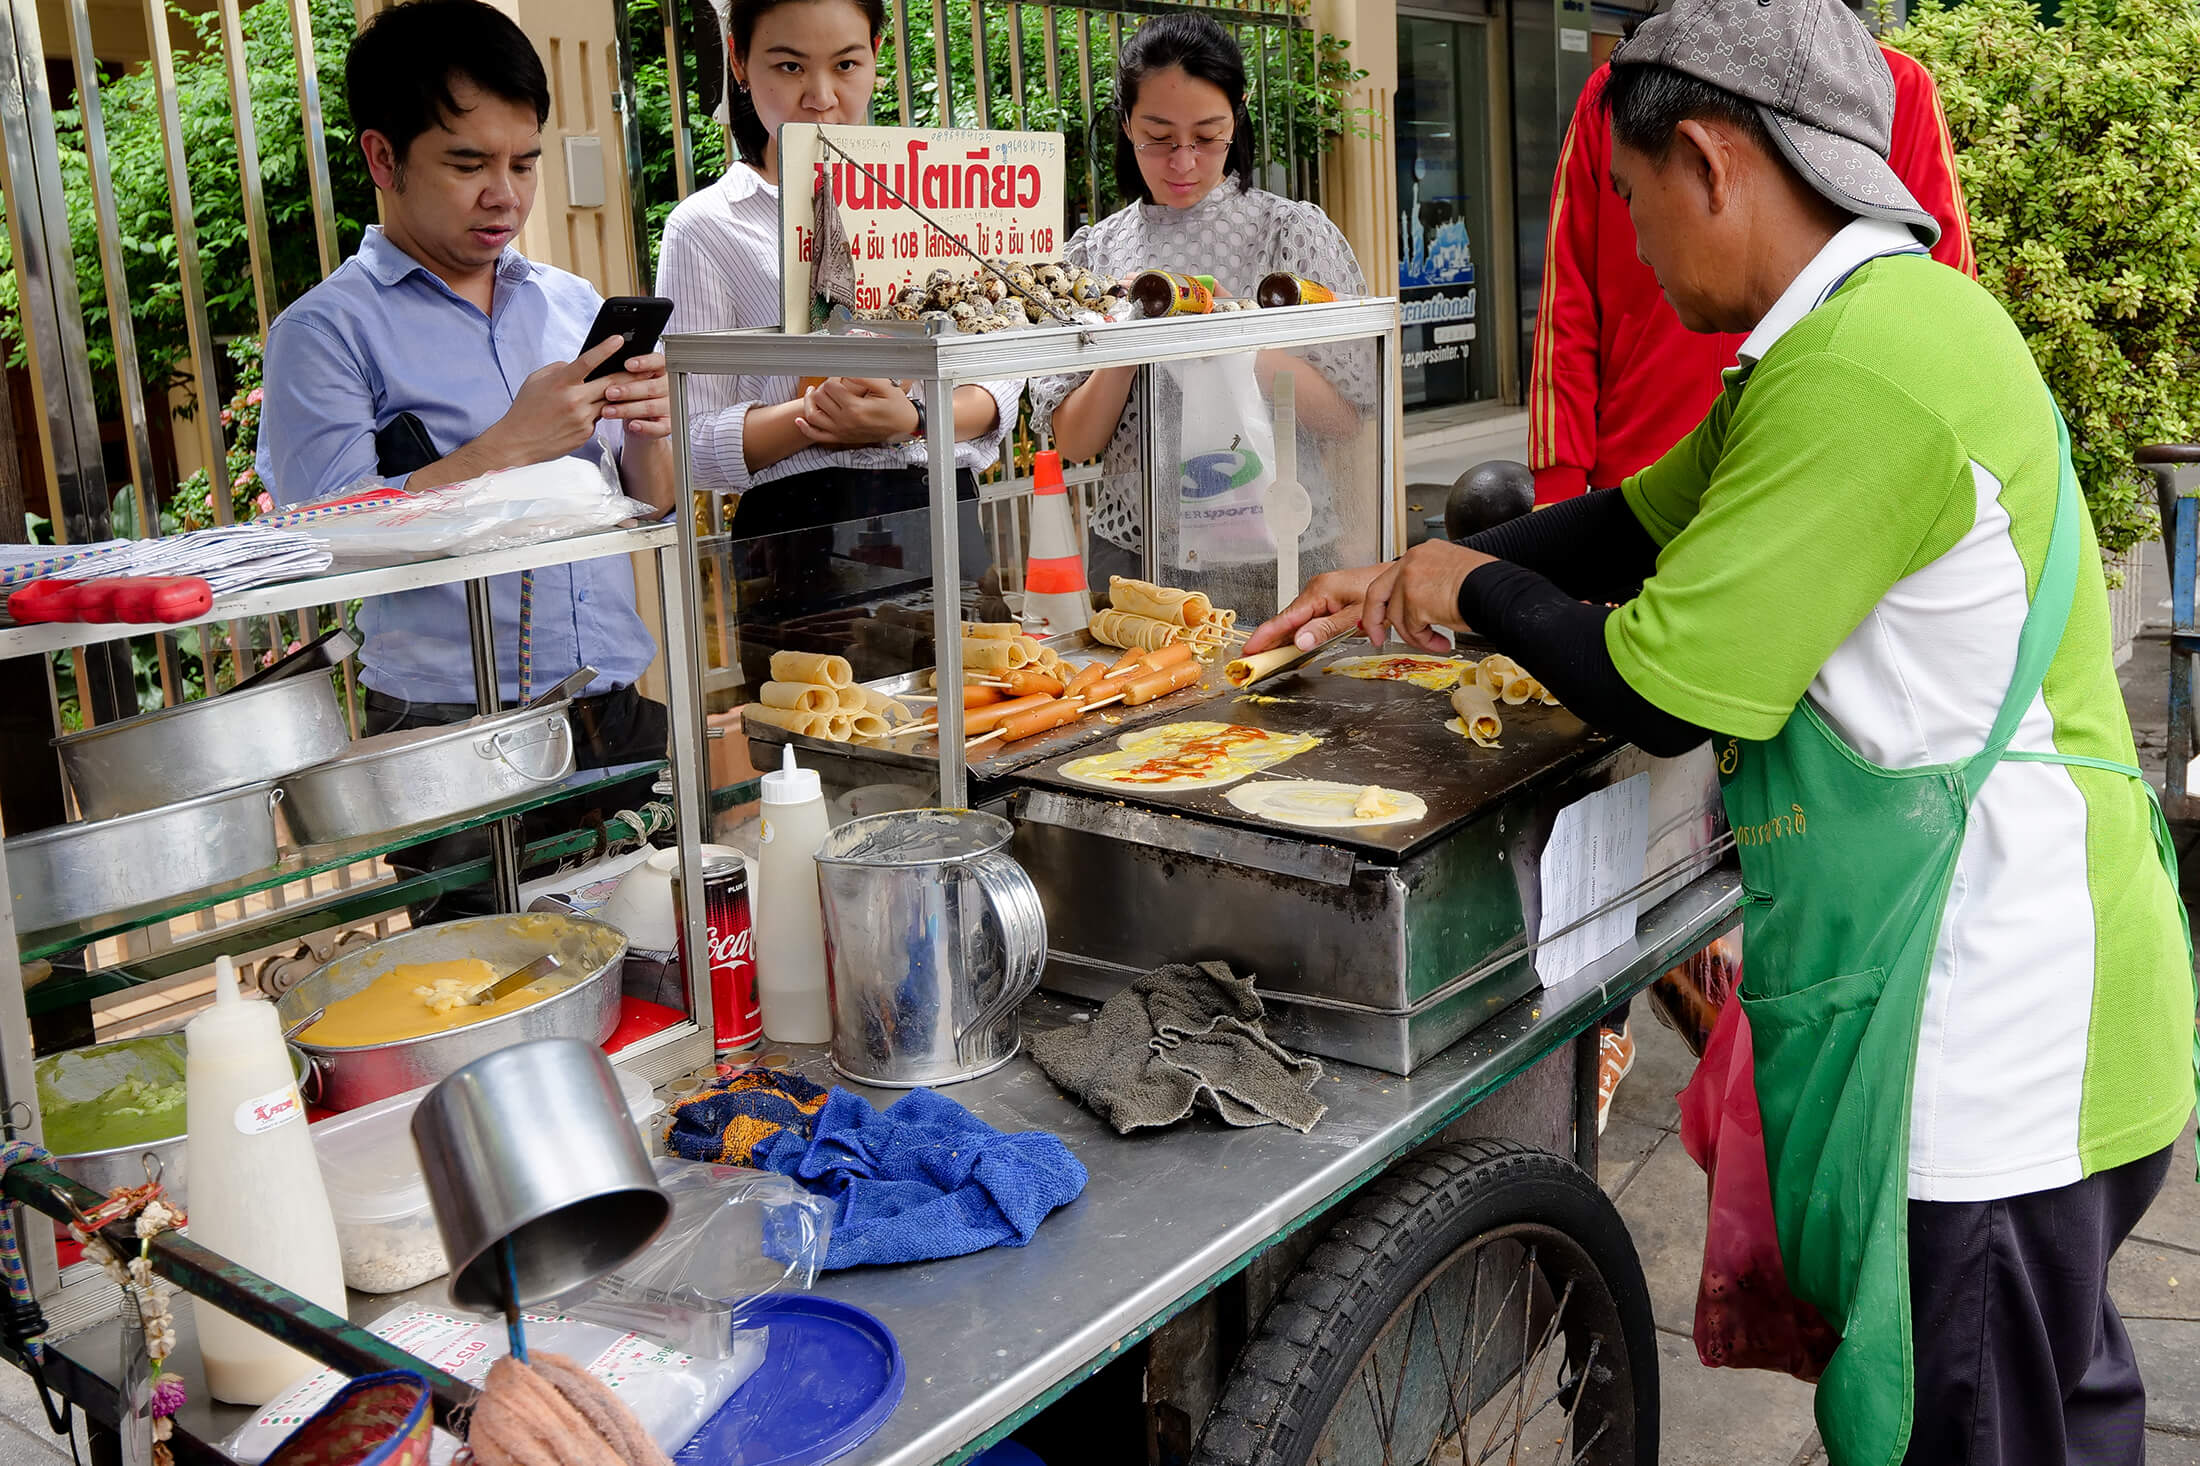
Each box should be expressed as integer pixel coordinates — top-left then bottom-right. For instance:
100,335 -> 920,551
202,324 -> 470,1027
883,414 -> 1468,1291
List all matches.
897,692 -> 939,703
965,729 -> 1005,751
897,722 -> 938,738
1079,691 -> 1127,712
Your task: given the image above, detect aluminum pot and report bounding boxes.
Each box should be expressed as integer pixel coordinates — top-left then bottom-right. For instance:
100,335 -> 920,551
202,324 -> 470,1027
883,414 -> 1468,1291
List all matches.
275,913 -> 626,1112
6,782 -> 283,933
816,809 -> 1047,1087
54,668 -> 349,821
411,1037 -> 668,1310
277,703 -> 575,849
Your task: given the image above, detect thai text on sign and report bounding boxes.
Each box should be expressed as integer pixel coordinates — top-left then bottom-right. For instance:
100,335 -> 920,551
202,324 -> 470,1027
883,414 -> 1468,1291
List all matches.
777,123 -> 1068,333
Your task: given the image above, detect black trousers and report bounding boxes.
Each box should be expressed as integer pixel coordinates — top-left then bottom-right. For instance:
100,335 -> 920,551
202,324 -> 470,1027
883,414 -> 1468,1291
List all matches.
1903,1142 -> 2173,1466
366,683 -> 670,922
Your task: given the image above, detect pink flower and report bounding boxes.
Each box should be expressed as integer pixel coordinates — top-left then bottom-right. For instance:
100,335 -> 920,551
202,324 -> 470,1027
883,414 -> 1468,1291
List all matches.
235,468 -> 255,487
220,408 -> 233,426
246,388 -> 263,406
150,1374 -> 185,1417
254,491 -> 273,514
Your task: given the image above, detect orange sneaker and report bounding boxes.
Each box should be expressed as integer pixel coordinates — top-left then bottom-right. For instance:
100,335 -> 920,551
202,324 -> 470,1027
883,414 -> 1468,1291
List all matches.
1596,1022 -> 1636,1136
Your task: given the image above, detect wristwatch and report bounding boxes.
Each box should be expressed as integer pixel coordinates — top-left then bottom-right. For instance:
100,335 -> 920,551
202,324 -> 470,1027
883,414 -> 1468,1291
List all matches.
906,393 -> 928,445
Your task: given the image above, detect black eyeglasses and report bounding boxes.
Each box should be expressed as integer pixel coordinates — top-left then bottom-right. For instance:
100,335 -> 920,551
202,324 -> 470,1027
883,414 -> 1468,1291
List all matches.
1130,136 -> 1235,158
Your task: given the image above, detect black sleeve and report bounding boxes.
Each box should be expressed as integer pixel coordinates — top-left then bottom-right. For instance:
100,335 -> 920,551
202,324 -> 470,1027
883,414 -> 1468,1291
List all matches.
1457,560 -> 1710,758
1459,487 -> 1662,605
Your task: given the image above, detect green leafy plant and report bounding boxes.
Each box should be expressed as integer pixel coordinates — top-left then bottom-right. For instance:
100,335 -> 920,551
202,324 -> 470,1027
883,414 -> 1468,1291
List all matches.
1890,0 -> 2200,557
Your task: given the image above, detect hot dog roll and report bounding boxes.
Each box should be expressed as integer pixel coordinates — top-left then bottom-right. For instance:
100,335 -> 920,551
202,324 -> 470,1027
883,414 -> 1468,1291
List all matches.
758,681 -> 835,713
997,699 -> 1086,742
960,638 -> 1019,673
1064,661 -> 1109,698
1226,645 -> 1305,689
1502,674 -> 1540,706
1107,575 -> 1213,628
849,711 -> 892,739
769,650 -> 853,688
1122,658 -> 1204,705
741,703 -> 830,736
834,683 -> 869,711
965,621 -> 1022,640
962,692 -> 1057,735
1450,683 -> 1502,745
1006,669 -> 1066,698
1090,607 -> 1186,653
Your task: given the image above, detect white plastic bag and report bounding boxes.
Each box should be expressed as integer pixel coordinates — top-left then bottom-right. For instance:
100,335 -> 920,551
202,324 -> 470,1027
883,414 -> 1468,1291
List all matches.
219,1304 -> 765,1465
265,457 -> 658,566
1166,354 -> 1279,570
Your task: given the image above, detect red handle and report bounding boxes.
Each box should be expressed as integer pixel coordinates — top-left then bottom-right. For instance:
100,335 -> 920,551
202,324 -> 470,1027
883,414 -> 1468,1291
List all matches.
108,577 -> 213,624
7,580 -> 87,623
72,580 -> 125,623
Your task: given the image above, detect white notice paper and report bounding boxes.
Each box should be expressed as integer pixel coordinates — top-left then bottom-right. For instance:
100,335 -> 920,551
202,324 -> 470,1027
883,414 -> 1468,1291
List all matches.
1535,772 -> 1652,988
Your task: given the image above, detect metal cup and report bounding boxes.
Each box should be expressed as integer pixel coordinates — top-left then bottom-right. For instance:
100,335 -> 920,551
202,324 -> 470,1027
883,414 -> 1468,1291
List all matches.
410,1038 -> 669,1311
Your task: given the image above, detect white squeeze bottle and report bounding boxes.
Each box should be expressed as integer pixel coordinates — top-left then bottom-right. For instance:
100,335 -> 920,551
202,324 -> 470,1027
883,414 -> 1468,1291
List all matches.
756,745 -> 833,1043
184,956 -> 348,1405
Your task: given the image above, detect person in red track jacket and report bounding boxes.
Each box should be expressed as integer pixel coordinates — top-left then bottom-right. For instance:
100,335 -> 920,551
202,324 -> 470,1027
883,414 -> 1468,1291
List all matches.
1526,49 -> 1974,506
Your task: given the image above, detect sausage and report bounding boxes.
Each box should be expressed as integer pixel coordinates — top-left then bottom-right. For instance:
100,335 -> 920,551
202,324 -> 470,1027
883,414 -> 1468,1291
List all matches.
1136,643 -> 1195,675
962,684 -> 1005,708
1122,659 -> 1205,705
1106,647 -> 1150,677
997,699 -> 1087,742
962,693 -> 1057,734
1005,669 -> 1066,698
1064,661 -> 1109,698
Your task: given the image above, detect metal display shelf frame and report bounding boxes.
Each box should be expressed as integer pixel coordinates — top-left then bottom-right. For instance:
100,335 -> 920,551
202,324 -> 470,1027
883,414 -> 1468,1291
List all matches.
0,521 -> 722,1323
663,298 -> 1402,807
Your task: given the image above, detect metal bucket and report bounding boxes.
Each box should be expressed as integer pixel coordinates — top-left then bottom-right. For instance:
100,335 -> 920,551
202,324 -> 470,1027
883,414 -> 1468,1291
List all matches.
815,809 -> 1047,1088
277,703 -> 575,849
410,1037 -> 668,1310
275,914 -> 626,1112
6,782 -> 283,933
54,670 -> 349,821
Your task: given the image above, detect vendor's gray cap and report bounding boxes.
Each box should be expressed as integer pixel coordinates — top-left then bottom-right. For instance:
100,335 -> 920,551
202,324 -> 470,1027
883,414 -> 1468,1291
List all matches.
1610,0 -> 1940,246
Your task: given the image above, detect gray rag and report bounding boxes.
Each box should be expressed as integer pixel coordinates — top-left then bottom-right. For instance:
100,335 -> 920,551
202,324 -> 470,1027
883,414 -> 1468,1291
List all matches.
1029,961 -> 1328,1134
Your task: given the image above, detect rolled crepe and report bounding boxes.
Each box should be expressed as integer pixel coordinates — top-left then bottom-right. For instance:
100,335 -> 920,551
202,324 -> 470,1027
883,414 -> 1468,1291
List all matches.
741,703 -> 829,736
859,685 -> 912,722
824,712 -> 856,740
1091,607 -> 1185,653
758,680 -> 834,713
1226,644 -> 1306,689
1450,683 -> 1502,745
835,683 -> 869,711
966,621 -> 1022,640
849,711 -> 892,739
1502,674 -> 1540,706
1476,656 -> 1516,697
769,649 -> 853,688
1108,575 -> 1213,628
962,638 -> 1029,673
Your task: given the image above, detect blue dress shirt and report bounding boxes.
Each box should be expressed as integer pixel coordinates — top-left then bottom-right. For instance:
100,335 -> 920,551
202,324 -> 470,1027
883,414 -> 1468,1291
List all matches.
258,227 -> 656,703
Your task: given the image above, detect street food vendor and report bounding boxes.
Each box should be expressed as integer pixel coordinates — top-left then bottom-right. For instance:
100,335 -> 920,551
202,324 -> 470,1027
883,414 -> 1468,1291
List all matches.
1028,14 -> 1371,596
1249,0 -> 2197,1460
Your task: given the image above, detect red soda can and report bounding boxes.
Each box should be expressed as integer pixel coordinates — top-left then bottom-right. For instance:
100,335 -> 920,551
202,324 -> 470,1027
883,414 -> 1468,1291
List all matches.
676,855 -> 761,1052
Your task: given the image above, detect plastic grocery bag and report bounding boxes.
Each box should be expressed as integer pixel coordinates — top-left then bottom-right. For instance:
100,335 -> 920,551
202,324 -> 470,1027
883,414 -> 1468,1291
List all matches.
552,1160 -> 831,1356
220,1305 -> 765,1465
1164,354 -> 1278,570
1676,997 -> 1839,1381
263,456 -> 658,566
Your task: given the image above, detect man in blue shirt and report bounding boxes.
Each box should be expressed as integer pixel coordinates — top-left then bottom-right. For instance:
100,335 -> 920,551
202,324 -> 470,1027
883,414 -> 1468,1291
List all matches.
260,0 -> 677,905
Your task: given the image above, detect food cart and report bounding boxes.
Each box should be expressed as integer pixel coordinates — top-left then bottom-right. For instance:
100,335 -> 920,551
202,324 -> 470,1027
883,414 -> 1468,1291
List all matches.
0,295 -> 1740,1466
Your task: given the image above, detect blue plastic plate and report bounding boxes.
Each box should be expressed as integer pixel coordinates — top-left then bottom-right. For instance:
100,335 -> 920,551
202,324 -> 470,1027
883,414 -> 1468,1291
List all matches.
675,1296 -> 906,1466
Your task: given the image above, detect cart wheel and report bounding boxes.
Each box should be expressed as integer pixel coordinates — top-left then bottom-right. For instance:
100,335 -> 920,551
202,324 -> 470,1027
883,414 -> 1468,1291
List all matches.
1195,1139 -> 1656,1466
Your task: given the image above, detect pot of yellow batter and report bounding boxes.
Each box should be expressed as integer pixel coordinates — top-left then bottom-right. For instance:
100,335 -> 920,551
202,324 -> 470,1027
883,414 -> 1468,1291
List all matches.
275,912 -> 627,1111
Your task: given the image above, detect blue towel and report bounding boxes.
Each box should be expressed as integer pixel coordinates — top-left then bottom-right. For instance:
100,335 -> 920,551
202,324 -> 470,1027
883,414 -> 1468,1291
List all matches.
757,1088 -> 1087,1270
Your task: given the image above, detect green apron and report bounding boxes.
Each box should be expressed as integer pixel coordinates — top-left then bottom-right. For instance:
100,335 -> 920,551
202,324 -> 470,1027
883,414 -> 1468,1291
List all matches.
1717,407 -> 2193,1466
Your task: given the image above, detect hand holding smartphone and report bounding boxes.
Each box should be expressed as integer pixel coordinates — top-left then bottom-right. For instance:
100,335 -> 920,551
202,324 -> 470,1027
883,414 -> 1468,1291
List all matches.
580,295 -> 676,381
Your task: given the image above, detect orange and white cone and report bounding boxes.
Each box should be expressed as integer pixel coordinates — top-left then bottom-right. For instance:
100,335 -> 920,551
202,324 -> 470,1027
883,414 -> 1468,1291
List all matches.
1022,449 -> 1091,635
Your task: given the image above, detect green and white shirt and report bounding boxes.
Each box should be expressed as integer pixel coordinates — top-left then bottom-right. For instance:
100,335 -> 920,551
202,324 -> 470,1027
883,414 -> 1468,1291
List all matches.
1610,218 -> 2193,1203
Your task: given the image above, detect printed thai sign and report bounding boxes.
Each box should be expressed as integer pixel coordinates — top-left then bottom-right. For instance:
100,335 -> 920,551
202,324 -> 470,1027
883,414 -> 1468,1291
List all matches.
777,123 -> 1067,333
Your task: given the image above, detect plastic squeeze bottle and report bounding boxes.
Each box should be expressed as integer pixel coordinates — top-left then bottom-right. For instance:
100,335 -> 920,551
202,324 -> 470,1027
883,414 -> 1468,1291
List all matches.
185,956 -> 348,1405
755,745 -> 833,1043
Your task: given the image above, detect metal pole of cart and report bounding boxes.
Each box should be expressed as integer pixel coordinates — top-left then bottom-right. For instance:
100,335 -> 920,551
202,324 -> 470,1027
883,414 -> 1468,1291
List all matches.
465,579 -> 524,912
928,369 -> 966,807
667,367 -> 716,1044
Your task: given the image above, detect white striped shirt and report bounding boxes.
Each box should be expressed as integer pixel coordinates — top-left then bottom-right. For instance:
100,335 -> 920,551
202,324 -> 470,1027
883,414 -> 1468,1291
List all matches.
653,164 -> 1022,494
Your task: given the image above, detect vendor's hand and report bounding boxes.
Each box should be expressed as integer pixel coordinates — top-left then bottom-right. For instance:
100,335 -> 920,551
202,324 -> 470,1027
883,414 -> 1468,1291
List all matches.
1245,563 -> 1389,655
796,376 -> 921,446
1362,540 -> 1495,654
483,334 -> 626,466
599,351 -> 671,439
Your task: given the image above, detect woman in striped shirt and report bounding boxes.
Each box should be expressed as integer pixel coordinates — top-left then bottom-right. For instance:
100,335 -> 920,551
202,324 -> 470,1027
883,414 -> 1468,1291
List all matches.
653,0 -> 1020,535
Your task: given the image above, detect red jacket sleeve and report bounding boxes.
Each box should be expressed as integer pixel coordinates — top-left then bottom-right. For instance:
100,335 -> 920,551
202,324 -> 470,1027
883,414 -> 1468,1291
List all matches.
1528,69 -> 1611,504
1880,46 -> 1975,278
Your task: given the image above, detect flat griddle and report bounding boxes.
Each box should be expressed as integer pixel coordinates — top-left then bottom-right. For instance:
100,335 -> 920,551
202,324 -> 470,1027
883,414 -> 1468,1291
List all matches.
1007,646 -> 1616,861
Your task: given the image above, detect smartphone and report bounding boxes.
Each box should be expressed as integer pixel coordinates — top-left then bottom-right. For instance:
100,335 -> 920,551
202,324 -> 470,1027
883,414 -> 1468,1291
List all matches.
373,411 -> 441,477
581,295 -> 676,381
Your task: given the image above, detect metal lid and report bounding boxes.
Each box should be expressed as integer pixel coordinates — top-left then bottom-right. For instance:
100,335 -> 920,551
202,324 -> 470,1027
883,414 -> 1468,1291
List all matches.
814,808 -> 1012,867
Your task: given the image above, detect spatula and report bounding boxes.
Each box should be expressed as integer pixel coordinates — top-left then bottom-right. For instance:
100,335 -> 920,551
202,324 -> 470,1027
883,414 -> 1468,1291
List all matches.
467,952 -> 563,1006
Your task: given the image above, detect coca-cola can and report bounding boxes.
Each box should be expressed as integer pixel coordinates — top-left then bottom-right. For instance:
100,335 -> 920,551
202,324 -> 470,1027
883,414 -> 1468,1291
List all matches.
673,855 -> 760,1053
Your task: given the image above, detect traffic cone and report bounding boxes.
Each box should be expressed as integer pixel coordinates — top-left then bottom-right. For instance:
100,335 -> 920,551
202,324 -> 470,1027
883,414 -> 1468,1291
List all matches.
1023,449 -> 1091,635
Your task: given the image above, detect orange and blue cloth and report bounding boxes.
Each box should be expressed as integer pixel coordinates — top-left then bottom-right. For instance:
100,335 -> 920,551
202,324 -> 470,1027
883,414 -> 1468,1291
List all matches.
667,1068 -> 830,1167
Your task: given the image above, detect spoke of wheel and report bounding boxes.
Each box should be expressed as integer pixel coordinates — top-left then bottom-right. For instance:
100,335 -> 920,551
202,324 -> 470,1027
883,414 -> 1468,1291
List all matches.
1416,1286 -> 1474,1460
1362,1332 -> 1399,1465
1513,1326 -> 1594,1440
1472,1256 -> 1573,1466
1549,1338 -> 1603,1466
1491,1280 -> 1580,1449
1507,1246 -> 1539,1463
1564,1410 -> 1612,1466
1464,1253 -> 1527,1384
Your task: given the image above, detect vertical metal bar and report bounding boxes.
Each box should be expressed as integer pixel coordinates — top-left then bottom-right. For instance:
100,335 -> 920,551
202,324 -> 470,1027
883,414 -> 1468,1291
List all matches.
667,365 -> 717,1044
285,0 -> 343,280
464,580 -> 523,912
612,0 -> 654,290
1572,1027 -> 1598,1175
1281,20 -> 1299,199
927,374 -> 966,806
1007,5 -> 1026,131
1041,5 -> 1060,110
931,0 -> 951,127
2171,495 -> 2197,812
1379,306 -> 1400,560
892,0 -> 914,126
216,0 -> 278,335
970,1 -> 990,130
1076,12 -> 1098,221
663,0 -> 695,199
